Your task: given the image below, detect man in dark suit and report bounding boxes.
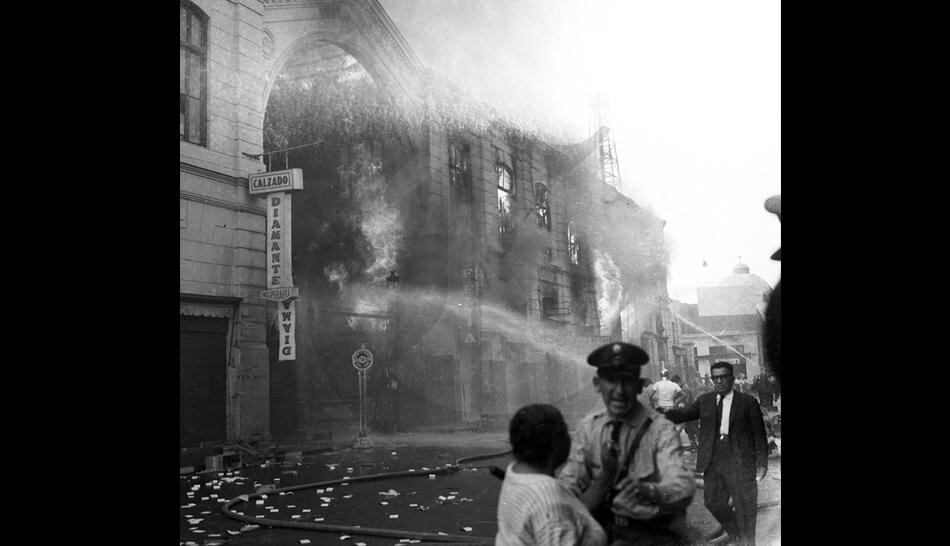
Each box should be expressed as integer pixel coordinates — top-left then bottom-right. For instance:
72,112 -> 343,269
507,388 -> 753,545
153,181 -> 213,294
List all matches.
660,361 -> 768,546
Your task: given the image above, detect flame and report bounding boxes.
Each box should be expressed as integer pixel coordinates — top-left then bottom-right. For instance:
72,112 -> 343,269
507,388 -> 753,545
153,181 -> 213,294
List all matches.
350,143 -> 404,282
592,249 -> 623,335
323,262 -> 348,293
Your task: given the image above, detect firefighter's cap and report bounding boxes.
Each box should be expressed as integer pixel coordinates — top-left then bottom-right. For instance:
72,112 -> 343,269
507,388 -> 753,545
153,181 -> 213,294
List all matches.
586,342 -> 649,378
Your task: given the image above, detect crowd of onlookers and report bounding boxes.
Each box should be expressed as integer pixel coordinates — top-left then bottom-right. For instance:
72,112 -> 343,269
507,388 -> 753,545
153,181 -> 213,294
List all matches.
679,371 -> 780,413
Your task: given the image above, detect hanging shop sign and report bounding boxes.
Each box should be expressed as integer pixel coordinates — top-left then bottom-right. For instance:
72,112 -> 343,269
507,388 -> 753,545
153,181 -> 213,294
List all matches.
260,286 -> 299,302
278,299 -> 296,361
266,193 -> 293,289
251,168 -> 304,361
248,168 -> 304,195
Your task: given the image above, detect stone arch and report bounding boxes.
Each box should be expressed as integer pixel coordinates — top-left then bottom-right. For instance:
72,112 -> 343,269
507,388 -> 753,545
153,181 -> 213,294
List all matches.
259,0 -> 425,121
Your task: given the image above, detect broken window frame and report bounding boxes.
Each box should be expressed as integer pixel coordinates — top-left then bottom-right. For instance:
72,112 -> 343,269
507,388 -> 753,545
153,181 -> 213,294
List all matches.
180,1 -> 208,146
534,182 -> 551,231
567,221 -> 579,264
495,146 -> 514,239
448,139 -> 472,203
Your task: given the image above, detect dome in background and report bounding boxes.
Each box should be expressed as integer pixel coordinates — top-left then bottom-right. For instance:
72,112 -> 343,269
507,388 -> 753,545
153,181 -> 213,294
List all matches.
718,262 -> 772,294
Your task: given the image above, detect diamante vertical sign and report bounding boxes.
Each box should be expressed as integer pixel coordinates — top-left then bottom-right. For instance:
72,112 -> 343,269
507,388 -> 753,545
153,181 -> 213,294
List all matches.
267,193 -> 293,289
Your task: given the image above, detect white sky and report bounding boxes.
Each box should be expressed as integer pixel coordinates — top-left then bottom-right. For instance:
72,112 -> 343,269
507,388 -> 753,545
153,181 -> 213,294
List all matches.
381,0 -> 781,303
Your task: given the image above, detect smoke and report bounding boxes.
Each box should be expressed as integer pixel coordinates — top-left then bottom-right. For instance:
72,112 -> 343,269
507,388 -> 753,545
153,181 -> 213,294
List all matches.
592,249 -> 623,335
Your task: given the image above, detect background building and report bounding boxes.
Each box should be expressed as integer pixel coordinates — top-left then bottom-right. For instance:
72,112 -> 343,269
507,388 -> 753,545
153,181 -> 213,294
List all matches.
673,262 -> 772,380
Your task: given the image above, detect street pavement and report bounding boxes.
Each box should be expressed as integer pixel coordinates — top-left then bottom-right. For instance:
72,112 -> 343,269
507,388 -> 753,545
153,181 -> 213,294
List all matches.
179,430 -> 780,545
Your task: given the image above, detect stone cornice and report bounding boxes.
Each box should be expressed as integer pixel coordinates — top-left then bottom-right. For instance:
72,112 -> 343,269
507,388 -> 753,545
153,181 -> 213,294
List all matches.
180,161 -> 247,187
180,189 -> 266,216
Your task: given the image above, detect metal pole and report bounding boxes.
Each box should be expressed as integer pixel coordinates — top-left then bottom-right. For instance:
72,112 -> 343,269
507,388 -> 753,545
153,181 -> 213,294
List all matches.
358,370 -> 365,438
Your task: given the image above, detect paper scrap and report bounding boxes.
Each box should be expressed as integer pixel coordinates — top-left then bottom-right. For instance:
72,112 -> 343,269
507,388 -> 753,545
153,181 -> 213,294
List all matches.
343,494 -> 353,499
320,497 -> 333,502
462,527 -> 473,532
187,518 -> 203,525
300,540 -> 311,545
314,518 -> 325,522
389,514 -> 399,519
339,535 -> 351,540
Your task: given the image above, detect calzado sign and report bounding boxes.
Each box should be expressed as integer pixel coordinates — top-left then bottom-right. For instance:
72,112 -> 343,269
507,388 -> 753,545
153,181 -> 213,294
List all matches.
249,168 -> 304,195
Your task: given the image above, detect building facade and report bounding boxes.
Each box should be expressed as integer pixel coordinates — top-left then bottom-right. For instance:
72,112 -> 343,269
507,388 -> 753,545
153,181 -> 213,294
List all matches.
673,262 -> 772,380
180,0 -> 674,450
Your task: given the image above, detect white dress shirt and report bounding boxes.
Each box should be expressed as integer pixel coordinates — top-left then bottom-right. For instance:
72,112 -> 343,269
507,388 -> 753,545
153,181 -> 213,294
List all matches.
716,390 -> 735,435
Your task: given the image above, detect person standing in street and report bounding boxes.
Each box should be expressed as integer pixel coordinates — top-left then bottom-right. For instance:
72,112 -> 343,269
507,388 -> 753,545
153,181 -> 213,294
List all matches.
559,342 -> 696,545
672,375 -> 699,453
659,362 -> 769,546
652,370 -> 684,411
496,404 -> 607,546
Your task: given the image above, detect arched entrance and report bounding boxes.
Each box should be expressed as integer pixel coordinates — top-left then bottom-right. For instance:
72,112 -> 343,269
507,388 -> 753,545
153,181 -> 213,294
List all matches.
261,33 -> 424,442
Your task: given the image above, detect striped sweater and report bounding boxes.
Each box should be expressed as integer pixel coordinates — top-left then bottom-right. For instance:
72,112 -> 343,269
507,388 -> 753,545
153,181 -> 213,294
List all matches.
496,462 -> 606,546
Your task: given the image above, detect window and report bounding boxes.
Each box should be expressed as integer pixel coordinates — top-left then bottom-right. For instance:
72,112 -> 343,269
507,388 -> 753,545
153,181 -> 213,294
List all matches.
449,140 -> 472,202
180,2 -> 207,145
567,221 -> 579,264
495,147 -> 514,239
534,183 -> 551,231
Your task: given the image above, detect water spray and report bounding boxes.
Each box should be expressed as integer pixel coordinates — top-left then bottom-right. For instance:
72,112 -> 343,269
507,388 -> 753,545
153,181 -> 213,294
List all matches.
671,311 -> 758,368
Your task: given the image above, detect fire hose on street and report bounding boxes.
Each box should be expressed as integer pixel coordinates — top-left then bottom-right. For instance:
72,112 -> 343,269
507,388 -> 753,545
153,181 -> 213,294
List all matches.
221,449 -> 511,544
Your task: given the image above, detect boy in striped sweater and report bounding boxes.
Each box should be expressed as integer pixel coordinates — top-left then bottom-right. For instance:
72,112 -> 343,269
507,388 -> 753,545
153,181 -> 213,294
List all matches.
496,404 -> 607,546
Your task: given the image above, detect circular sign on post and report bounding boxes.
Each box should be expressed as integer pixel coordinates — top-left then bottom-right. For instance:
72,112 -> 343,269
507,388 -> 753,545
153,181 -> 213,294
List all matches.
352,344 -> 374,371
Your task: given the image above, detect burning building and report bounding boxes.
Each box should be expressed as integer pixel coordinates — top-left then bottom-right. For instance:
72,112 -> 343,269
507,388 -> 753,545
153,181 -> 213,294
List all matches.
180,0 -> 675,450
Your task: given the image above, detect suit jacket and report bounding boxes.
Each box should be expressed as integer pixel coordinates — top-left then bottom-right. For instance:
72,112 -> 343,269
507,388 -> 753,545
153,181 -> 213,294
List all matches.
664,390 -> 768,476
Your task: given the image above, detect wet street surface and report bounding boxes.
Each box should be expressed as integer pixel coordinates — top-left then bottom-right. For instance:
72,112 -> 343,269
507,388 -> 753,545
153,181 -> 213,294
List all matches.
180,432 -> 780,545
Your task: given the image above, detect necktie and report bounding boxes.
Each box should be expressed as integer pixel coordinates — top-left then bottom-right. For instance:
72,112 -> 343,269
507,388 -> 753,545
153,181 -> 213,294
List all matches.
715,395 -> 724,435
609,420 -> 622,451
